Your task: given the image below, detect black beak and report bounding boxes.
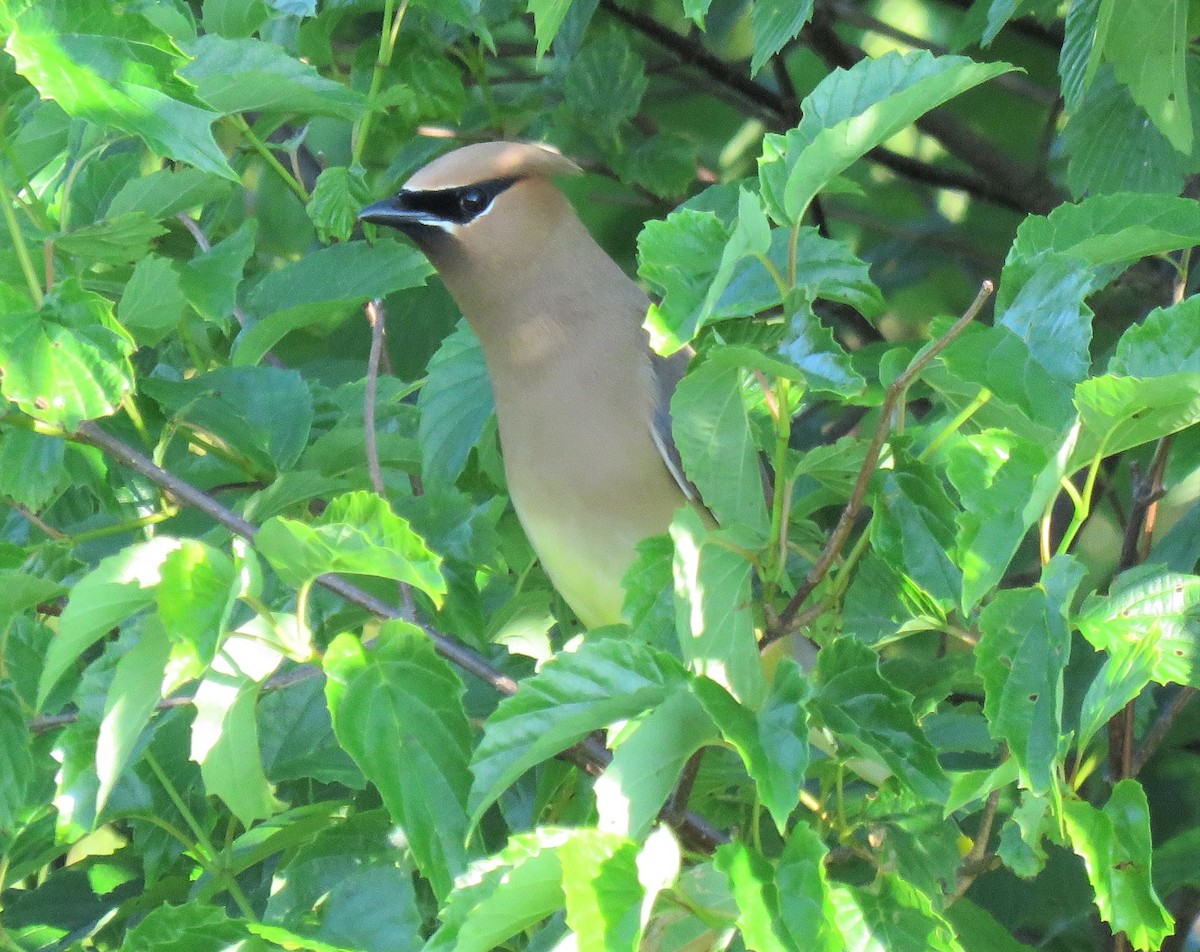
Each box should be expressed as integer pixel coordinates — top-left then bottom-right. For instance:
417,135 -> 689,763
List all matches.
357,195 -> 431,232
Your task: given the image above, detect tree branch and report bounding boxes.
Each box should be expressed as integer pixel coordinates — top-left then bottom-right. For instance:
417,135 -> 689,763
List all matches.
766,280 -> 994,643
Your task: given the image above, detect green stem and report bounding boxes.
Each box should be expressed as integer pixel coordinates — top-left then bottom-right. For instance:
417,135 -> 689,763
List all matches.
353,0 -> 409,165
0,174 -> 45,307
919,387 -> 992,461
68,506 -> 178,545
144,752 -> 257,920
1055,450 -> 1104,555
767,377 -> 792,587
229,115 -> 310,202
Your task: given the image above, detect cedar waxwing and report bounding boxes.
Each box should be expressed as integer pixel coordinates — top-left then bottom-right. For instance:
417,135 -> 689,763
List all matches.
359,141 -> 701,629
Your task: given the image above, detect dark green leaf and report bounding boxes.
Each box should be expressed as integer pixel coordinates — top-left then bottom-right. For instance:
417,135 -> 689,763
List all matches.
976,557 -> 1084,796
469,638 -> 688,825
811,638 -> 950,803
307,165 -> 371,243
418,319 -> 493,486
120,902 -> 248,952
108,166 -> 234,220
750,0 -> 814,76
714,842 -> 795,952
325,624 -> 474,901
180,219 -> 256,322
1111,294 -> 1200,377
0,683 -> 33,828
118,254 -> 185,345
181,35 -> 365,118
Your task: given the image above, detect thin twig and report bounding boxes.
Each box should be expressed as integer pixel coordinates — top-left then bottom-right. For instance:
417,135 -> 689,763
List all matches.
9,501 -> 66,539
1131,686 -> 1198,776
767,280 -> 994,643
1108,434 -> 1173,782
364,300 -> 387,497
69,420 -> 728,853
950,786 -> 1001,902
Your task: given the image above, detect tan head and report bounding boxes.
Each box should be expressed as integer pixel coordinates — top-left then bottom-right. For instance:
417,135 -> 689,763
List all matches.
358,142 -> 587,307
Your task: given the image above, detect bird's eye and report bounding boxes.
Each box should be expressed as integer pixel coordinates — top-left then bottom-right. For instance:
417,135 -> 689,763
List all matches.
459,187 -> 489,216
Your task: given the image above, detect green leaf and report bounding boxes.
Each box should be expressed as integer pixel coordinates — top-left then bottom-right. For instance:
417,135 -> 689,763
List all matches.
143,366 -> 314,474
975,557 -> 1084,797
180,35 -> 365,118
235,238 -> 432,365
560,831 -> 644,952
692,660 -> 811,833
120,902 -> 248,952
760,51 -> 1015,222
528,0 -> 573,57
1060,0 -> 1100,110
155,539 -> 240,680
108,166 -> 234,220
671,357 -> 769,535
1062,67 -> 1188,198
418,319 -> 494,486
714,842 -> 796,952
0,428 -> 68,511
1096,0 -> 1192,152
671,508 -> 766,708
424,829 -> 571,952
1063,780 -> 1173,951
564,28 -> 647,134
201,0 -> 269,38
95,618 -> 171,814
37,536 -> 182,709
994,254 -> 1096,388
191,625 -> 283,826
1077,566 -> 1200,688
0,683 -> 33,828
709,226 -> 885,326
469,638 -> 688,825
777,822 -> 839,951
54,212 -> 167,264
811,638 -> 950,803
0,280 -> 135,429
256,491 -> 446,602
324,624 -> 474,901
870,453 -> 962,608
946,898 -> 1038,952
1075,633 -> 1158,755
1010,194 -> 1200,272
596,689 -> 718,840
4,0 -> 237,179
947,429 -> 1061,610
639,208 -> 729,354
180,220 -> 256,323
751,0 -> 814,76
833,875 -> 964,952
779,300 -> 867,396
118,254 -> 185,345
1111,294 -> 1200,377
306,166 -> 371,243
1071,372 -> 1200,470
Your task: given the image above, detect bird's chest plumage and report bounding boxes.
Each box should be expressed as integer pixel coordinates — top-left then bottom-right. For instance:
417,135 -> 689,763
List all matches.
489,343 -> 688,628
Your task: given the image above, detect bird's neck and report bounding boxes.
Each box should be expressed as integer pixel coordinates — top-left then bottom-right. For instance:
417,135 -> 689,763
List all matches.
445,217 -> 651,380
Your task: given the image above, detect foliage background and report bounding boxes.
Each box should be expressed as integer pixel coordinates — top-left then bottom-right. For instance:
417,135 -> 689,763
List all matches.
1,0 -> 1200,950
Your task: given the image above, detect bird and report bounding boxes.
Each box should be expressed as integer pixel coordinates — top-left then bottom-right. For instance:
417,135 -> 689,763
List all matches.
358,141 -> 703,630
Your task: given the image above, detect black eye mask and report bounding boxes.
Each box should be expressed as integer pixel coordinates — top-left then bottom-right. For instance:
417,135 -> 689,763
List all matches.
397,176 -> 520,226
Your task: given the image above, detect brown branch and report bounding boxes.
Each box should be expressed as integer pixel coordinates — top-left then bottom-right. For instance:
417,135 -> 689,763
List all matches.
1108,435 -> 1174,782
69,420 -> 728,853
766,280 -> 994,643
950,786 -> 1001,902
1132,686 -> 1198,776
